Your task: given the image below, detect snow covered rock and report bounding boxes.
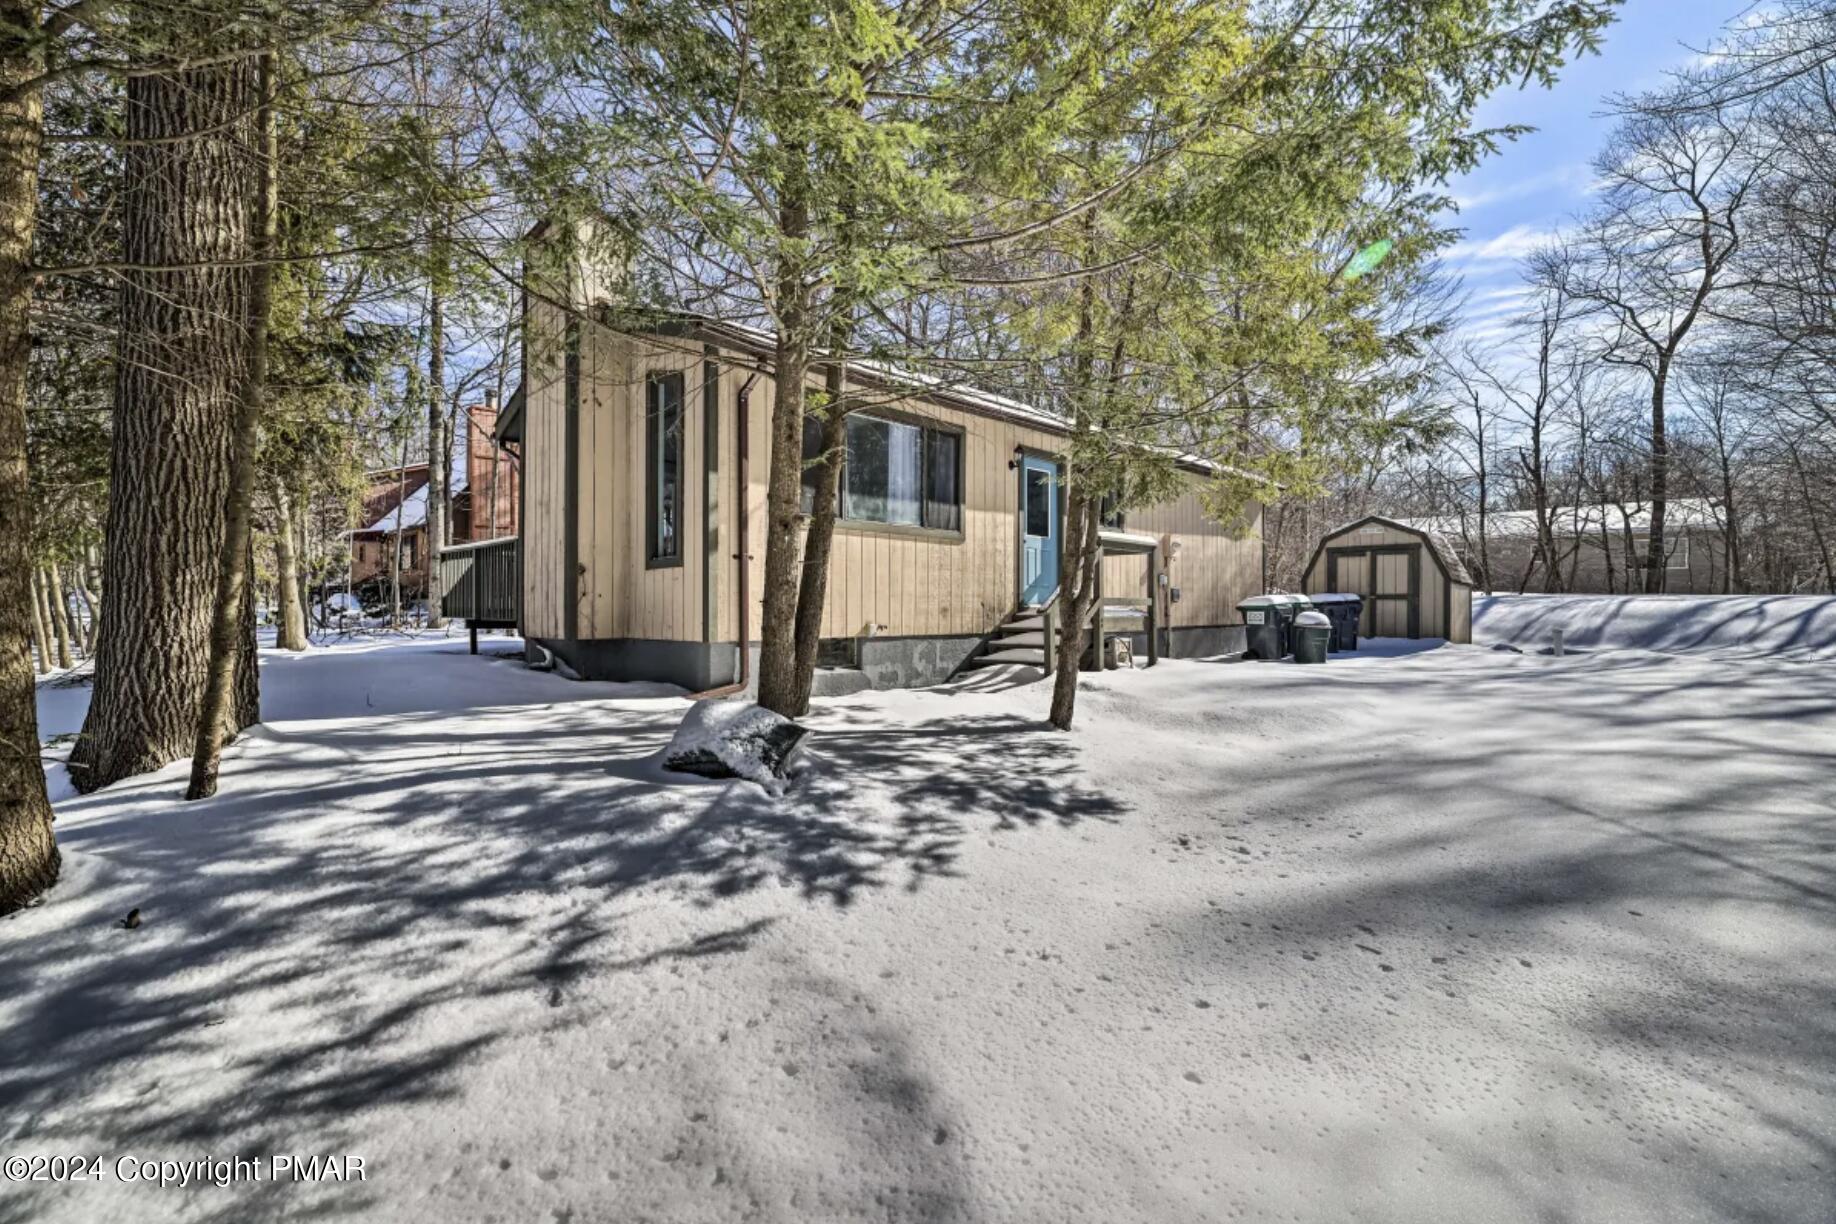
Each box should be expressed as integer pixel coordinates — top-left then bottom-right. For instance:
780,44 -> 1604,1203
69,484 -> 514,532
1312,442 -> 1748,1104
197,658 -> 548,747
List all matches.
662,700 -> 810,792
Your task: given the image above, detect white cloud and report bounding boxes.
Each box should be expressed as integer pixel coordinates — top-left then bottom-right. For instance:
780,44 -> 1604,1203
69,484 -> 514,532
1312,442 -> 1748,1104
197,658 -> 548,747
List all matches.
1451,163 -> 1593,212
1447,224 -> 1562,265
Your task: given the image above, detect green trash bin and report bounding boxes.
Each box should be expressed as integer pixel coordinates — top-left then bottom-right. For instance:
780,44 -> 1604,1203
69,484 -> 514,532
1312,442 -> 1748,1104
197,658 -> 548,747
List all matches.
1238,593 -> 1307,660
1292,610 -> 1332,664
1308,593 -> 1362,652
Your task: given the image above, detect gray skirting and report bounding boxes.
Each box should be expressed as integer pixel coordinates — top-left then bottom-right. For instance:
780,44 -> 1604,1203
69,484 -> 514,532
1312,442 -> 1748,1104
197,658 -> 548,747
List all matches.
531,638 -> 741,691
1118,623 -> 1247,660
527,634 -> 983,693
529,626 -> 1241,692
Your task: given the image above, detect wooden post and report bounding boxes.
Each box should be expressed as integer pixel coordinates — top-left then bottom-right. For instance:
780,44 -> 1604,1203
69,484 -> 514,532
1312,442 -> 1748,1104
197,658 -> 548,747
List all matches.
469,623 -> 478,655
1145,554 -> 1160,671
1042,605 -> 1056,675
1091,543 -> 1104,671
1147,550 -> 1159,667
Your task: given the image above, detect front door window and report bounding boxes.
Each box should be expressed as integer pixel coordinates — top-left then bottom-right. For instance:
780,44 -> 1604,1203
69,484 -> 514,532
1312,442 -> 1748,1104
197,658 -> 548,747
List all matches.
1025,468 -> 1051,538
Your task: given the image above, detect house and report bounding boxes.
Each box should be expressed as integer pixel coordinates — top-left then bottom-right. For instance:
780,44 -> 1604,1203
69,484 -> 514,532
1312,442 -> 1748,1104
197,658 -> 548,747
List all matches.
350,402 -> 520,598
1399,499 -> 1728,595
493,300 -> 1266,692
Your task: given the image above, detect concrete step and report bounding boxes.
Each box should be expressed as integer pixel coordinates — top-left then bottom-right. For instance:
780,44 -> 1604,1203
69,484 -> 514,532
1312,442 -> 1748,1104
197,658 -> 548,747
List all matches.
810,667 -> 871,697
970,648 -> 1046,667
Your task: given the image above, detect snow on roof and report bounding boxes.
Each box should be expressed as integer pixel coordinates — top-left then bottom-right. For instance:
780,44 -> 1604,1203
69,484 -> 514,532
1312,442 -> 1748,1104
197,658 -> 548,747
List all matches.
358,430 -> 483,534
1398,498 -> 1721,542
1098,528 -> 1161,554
361,483 -> 428,534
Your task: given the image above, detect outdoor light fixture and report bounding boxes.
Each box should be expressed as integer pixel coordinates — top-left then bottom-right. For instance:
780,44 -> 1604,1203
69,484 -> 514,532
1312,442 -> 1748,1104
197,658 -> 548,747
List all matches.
1008,445 -> 1023,470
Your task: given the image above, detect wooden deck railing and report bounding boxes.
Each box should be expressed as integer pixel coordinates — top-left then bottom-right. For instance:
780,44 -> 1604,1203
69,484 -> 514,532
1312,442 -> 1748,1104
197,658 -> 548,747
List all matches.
439,537 -> 520,633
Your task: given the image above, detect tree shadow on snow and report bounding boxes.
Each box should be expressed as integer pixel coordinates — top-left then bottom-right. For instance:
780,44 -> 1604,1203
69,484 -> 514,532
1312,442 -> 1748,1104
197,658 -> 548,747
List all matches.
0,664 -> 1116,1222
1144,647 -> 1836,1223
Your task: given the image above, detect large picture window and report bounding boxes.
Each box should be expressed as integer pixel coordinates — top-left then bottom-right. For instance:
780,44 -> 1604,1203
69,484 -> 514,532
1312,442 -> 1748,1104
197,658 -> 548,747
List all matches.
845,414 -> 923,525
800,411 -> 962,532
647,371 -> 684,565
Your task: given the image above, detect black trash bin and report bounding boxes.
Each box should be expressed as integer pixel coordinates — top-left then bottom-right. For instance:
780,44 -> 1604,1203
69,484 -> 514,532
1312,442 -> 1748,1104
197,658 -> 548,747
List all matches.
1238,593 -> 1312,660
1292,610 -> 1332,664
1308,592 -> 1363,652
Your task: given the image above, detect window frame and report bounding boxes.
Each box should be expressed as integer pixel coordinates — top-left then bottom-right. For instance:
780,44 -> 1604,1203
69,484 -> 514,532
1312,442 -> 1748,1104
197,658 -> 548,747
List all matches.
1099,494 -> 1125,531
806,407 -> 966,539
1623,532 -> 1691,572
645,369 -> 686,569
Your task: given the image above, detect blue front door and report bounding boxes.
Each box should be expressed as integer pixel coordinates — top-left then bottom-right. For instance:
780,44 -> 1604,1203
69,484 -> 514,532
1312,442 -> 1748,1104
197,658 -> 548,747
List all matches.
1020,456 -> 1059,605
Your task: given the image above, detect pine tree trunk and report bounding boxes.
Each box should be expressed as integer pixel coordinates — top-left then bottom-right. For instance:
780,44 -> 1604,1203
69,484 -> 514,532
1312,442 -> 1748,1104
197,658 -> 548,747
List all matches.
390,430 -> 408,624
44,564 -> 74,667
71,564 -> 98,653
755,187 -> 812,717
28,569 -> 50,674
788,357 -> 849,716
1645,362 -> 1669,594
294,494 -> 313,624
71,51 -> 257,793
425,288 -> 448,628
1048,484 -> 1100,731
1048,244 -> 1100,732
0,0 -> 60,912
272,479 -> 308,650
188,51 -> 275,799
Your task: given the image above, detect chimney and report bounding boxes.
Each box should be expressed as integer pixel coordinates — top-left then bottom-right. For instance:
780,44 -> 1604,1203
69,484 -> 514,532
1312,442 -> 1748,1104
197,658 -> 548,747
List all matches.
463,399 -> 517,540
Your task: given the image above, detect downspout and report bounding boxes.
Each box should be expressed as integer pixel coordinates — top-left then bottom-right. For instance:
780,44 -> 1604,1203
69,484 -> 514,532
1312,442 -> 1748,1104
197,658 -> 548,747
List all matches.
690,370 -> 759,699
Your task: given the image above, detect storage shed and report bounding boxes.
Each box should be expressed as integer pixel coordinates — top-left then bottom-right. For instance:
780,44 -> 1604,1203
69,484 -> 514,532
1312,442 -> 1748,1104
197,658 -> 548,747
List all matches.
1301,515 -> 1473,643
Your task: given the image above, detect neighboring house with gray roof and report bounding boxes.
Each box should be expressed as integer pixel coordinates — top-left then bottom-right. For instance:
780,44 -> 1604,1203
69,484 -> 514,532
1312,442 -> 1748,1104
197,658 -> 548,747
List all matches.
1396,498 -> 1730,594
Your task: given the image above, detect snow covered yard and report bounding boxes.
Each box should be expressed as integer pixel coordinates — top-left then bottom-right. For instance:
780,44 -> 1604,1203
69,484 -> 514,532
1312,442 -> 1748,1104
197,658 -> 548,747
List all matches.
7,625 -> 1836,1224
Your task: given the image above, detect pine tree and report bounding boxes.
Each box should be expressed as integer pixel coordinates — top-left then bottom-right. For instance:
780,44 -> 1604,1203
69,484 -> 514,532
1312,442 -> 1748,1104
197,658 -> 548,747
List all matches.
70,36 -> 261,792
0,0 -> 60,910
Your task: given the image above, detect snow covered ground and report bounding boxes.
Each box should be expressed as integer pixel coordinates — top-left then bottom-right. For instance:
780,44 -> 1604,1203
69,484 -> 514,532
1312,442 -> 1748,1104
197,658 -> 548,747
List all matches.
7,625 -> 1836,1223
1475,592 -> 1836,660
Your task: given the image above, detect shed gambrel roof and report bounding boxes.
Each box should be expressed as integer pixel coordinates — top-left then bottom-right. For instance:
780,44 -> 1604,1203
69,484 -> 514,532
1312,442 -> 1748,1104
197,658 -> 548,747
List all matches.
1310,515 -> 1473,587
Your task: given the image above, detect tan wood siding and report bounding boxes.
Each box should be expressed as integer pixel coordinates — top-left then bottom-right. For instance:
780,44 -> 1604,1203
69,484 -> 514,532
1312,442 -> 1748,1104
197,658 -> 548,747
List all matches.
1105,496 -> 1263,631
530,318 -> 1269,649
720,363 -> 1063,642
571,333 -> 709,642
520,301 -> 568,639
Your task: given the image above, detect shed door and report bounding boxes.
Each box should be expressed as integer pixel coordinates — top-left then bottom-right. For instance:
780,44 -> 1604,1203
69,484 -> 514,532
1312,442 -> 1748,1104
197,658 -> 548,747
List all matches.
1327,548 -> 1374,630
1371,549 -> 1415,636
1327,544 -> 1421,638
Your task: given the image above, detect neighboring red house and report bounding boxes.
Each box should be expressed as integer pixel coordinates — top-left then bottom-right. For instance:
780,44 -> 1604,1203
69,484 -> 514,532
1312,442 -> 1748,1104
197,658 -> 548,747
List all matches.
349,402 -> 520,597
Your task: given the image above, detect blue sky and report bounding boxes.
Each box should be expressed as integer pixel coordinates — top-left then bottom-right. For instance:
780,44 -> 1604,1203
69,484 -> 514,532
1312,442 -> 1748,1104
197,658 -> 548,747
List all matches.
1442,0 -> 1757,344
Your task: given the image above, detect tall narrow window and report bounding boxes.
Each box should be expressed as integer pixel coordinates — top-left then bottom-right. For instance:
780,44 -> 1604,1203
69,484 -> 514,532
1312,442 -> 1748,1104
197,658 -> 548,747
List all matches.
647,371 -> 684,565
